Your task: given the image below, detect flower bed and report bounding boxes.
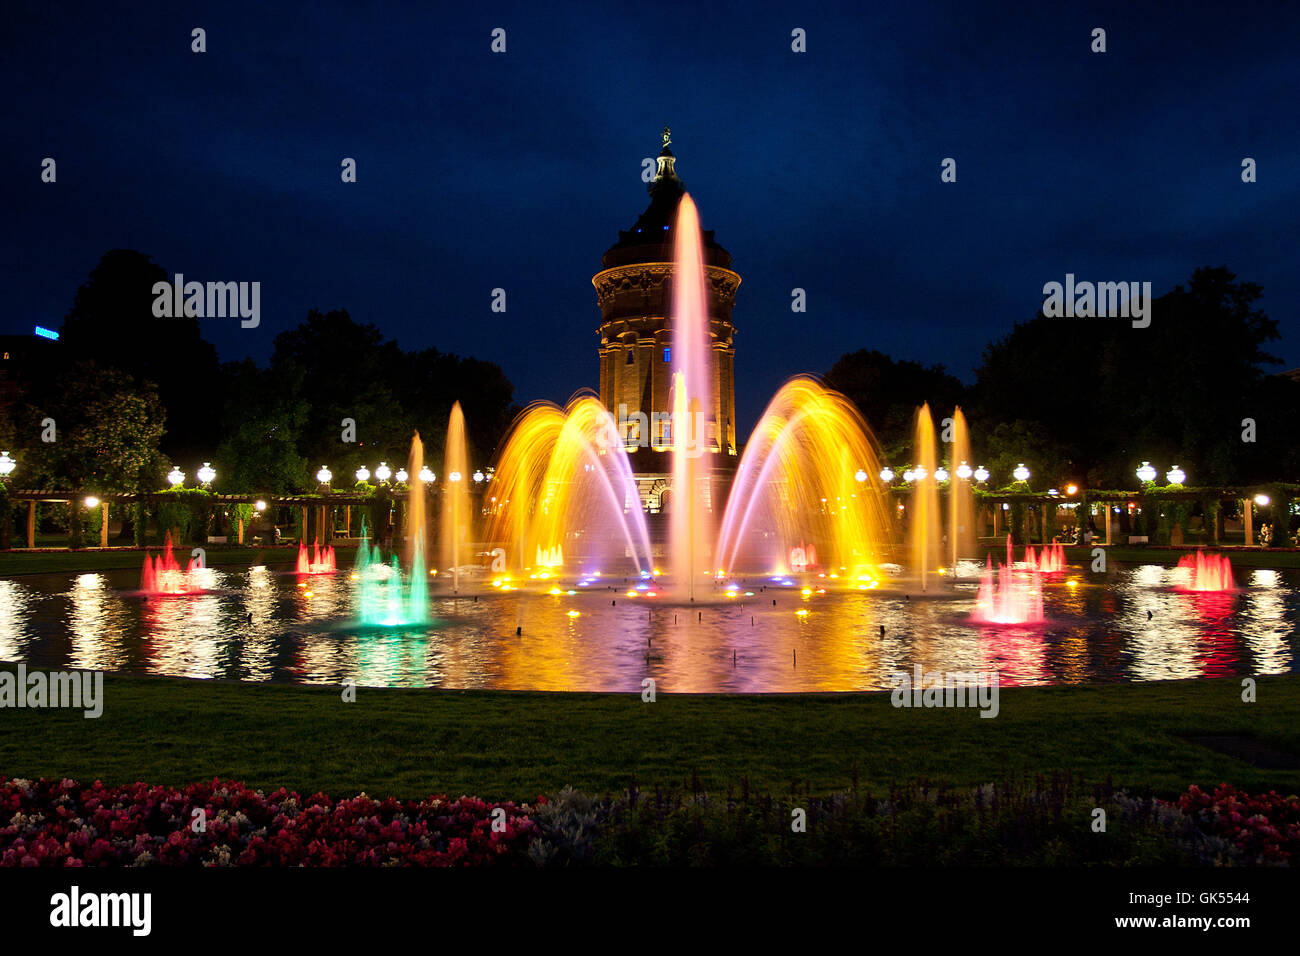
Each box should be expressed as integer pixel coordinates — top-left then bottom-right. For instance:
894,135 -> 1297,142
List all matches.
2,775 -> 1296,866
0,778 -> 540,866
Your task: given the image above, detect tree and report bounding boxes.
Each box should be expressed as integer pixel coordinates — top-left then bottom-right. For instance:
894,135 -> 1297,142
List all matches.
824,350 -> 967,463
56,250 -> 220,463
24,361 -> 166,494
212,360 -> 310,493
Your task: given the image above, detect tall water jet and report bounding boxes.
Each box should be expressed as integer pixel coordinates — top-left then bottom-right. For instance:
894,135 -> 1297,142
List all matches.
972,535 -> 1046,624
716,377 -> 895,583
947,407 -> 976,570
668,193 -> 715,600
441,403 -> 469,592
406,430 -> 429,621
908,404 -> 942,591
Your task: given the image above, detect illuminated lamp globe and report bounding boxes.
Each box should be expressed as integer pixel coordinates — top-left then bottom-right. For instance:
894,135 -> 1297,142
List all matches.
1136,461 -> 1157,483
395,469 -> 409,483
973,465 -> 989,483
913,465 -> 928,481
355,466 -> 370,483
934,467 -> 949,482
375,462 -> 392,483
418,466 -> 435,483
877,467 -> 892,483
1013,463 -> 1030,482
955,461 -> 973,480
902,469 -> 915,483
167,466 -> 185,488
197,462 -> 216,486
449,471 -> 463,483
473,471 -> 485,483
254,500 -> 267,512
316,466 -> 332,485
84,496 -> 100,509
1254,494 -> 1270,507
0,451 -> 15,478
854,469 -> 868,483
1166,466 -> 1186,485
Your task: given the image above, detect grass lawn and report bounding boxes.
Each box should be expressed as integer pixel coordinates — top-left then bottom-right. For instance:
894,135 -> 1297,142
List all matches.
1,668 -> 1297,801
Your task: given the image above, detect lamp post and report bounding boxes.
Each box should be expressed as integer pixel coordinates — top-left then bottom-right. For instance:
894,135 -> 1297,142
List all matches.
973,465 -> 989,484
316,466 -> 332,489
355,465 -> 371,484
0,451 -> 15,483
1166,465 -> 1185,486
375,462 -> 392,484
0,452 -> 15,550
1013,463 -> 1030,483
418,466 -> 435,484
167,466 -> 185,488
876,467 -> 891,483
1136,461 -> 1156,484
395,468 -> 409,484
934,467 -> 949,482
197,462 -> 216,489
956,461 -> 973,480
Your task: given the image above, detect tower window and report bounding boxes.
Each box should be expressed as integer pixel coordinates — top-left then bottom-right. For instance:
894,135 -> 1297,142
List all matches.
626,349 -> 634,364
663,347 -> 671,363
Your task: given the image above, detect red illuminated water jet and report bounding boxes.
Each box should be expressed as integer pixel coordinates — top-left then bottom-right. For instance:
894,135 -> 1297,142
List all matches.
296,540 -> 337,575
971,535 -> 1045,624
1175,552 -> 1234,592
1025,541 -> 1066,573
140,532 -> 205,595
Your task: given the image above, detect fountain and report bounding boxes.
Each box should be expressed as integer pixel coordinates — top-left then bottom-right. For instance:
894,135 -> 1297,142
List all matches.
484,395 -> 652,579
1025,542 -> 1066,573
667,194 -> 715,601
906,404 -> 942,591
971,535 -> 1045,624
350,431 -> 431,626
140,532 -> 208,595
296,540 -> 337,574
947,408 -> 976,570
441,404 -> 469,592
1176,552 -> 1234,592
714,377 -> 893,585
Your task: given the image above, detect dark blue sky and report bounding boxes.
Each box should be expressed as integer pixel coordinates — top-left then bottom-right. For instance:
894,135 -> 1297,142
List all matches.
4,0 -> 1297,432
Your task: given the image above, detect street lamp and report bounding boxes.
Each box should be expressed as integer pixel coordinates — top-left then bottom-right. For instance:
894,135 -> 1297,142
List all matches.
973,465 -> 989,483
473,470 -> 485,483
955,461 -> 973,480
876,467 -> 891,483
1136,461 -> 1157,484
395,468 -> 409,483
448,471 -> 463,483
254,500 -> 267,512
0,451 -> 15,481
1166,465 -> 1186,485
84,496 -> 100,509
197,462 -> 216,488
913,465 -> 928,481
167,466 -> 185,488
1013,463 -> 1030,482
934,467 -> 949,482
1254,493 -> 1270,507
419,466 -> 435,483
375,462 -> 392,484
902,469 -> 915,483
316,466 -> 332,486
355,465 -> 371,483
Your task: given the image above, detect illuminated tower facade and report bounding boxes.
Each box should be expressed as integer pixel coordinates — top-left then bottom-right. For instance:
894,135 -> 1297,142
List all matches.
593,128 -> 741,510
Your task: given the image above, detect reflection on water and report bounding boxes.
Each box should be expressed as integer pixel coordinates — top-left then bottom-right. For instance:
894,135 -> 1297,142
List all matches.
1,561 -> 1296,691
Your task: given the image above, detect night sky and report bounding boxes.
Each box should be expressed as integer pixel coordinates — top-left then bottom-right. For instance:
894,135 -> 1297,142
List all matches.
4,0 -> 1297,432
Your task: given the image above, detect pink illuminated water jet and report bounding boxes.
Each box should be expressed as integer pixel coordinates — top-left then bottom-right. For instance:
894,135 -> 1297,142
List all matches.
140,532 -> 206,595
296,540 -> 337,575
972,536 -> 1045,624
1175,552 -> 1234,592
1025,542 -> 1066,573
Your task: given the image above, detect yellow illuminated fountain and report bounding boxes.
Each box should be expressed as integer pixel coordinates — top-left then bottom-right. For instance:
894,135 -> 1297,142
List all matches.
714,376 -> 895,584
483,393 -> 653,578
907,404 -> 942,592
947,407 -> 977,571
441,403 -> 470,592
